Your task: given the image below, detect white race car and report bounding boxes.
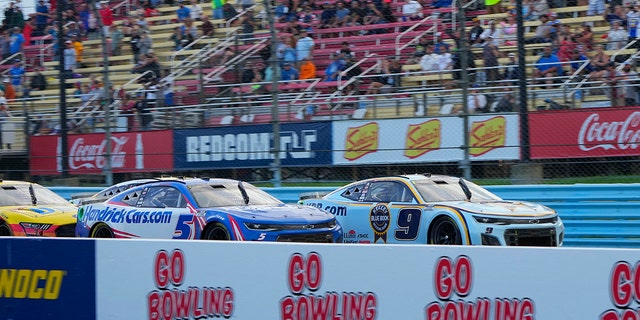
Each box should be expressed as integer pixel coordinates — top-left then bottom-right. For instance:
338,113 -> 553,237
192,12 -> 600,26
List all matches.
301,174 -> 564,246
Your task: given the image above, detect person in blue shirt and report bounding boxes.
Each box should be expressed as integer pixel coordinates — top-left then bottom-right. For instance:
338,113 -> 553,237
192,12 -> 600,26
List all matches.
324,54 -> 346,81
534,46 -> 563,88
8,59 -> 25,93
8,27 -> 24,55
176,2 -> 191,22
281,62 -> 299,81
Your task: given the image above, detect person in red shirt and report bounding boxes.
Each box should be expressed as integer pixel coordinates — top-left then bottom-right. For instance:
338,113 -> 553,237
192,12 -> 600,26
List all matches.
99,1 -> 114,37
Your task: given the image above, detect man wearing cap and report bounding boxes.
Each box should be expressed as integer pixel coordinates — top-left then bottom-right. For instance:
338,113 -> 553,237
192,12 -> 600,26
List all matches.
469,18 -> 484,47
502,52 -> 520,82
281,62 -> 299,81
63,40 -> 76,80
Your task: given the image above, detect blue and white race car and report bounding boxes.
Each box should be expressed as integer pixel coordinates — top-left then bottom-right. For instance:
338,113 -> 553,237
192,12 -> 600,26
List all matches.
300,174 -> 564,246
76,177 -> 343,242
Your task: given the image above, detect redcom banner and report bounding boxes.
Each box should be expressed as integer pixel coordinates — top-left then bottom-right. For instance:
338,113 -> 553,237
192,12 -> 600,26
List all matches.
95,240 -> 640,319
333,115 -> 520,165
29,130 -> 174,175
530,108 -> 640,159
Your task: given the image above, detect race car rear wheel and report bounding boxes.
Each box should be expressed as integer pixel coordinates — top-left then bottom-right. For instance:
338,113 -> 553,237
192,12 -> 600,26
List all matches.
202,222 -> 231,240
0,221 -> 12,236
429,216 -> 462,245
91,224 -> 115,238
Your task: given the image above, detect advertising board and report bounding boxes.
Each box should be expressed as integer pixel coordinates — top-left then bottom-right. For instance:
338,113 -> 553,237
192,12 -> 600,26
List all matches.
332,115 -> 521,165
95,240 -> 638,319
29,130 -> 174,175
0,238 -> 95,319
530,108 -> 640,159
173,122 -> 332,170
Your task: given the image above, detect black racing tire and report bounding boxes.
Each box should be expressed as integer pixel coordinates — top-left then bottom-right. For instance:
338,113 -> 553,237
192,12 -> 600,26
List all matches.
429,216 -> 463,245
90,223 -> 115,238
202,222 -> 231,240
0,220 -> 12,236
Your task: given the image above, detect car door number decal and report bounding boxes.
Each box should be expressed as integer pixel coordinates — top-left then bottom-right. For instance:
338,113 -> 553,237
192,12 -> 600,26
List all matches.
394,208 -> 422,241
173,214 -> 195,240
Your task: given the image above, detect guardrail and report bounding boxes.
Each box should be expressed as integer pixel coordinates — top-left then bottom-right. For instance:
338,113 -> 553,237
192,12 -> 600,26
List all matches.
52,183 -> 640,248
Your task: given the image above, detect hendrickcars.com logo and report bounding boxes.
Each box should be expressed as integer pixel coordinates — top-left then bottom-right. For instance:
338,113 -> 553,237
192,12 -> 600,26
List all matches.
0,269 -> 66,299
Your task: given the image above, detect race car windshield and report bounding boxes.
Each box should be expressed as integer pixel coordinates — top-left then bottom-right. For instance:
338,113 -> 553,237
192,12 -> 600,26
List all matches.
0,184 -> 71,206
412,179 -> 502,202
189,182 -> 283,207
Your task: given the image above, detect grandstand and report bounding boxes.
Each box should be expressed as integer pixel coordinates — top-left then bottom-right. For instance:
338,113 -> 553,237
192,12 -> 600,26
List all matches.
0,0 -> 638,153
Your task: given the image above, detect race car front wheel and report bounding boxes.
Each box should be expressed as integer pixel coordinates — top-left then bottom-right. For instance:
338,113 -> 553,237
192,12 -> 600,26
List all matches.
0,221 -> 11,236
202,222 -> 230,240
91,223 -> 115,238
429,216 -> 462,245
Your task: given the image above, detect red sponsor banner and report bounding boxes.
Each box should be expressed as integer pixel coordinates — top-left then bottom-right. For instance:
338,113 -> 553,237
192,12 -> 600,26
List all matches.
29,130 -> 173,175
530,108 -> 640,159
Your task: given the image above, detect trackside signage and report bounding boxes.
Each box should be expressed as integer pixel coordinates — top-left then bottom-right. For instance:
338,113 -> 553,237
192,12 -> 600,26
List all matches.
0,238 -> 95,319
332,116 -> 520,165
29,130 -> 174,175
530,108 -> 640,159
95,240 -> 640,319
173,122 -> 332,170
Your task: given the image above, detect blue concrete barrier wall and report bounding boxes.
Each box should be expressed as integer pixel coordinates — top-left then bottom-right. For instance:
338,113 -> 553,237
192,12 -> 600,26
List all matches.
52,184 -> 640,248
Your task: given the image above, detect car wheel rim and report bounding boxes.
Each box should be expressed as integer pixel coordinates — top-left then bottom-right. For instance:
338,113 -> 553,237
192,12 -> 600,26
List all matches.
0,223 -> 11,236
432,219 -> 461,245
204,225 -> 230,240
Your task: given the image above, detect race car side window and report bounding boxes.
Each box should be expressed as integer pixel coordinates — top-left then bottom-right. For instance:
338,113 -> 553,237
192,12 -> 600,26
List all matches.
141,186 -> 186,208
364,181 -> 415,203
340,183 -> 366,201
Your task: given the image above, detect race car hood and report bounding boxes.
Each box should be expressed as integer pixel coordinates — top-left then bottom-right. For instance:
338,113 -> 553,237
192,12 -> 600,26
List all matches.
0,205 -> 78,223
206,204 -> 335,223
438,200 -> 555,217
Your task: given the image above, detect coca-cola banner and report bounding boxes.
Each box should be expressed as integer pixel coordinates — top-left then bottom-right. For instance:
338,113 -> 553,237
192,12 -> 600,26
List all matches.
30,130 -> 174,175
529,108 -> 640,159
174,122 -> 332,170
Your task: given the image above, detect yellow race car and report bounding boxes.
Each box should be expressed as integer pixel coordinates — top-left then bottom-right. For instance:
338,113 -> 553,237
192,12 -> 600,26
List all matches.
0,180 -> 77,237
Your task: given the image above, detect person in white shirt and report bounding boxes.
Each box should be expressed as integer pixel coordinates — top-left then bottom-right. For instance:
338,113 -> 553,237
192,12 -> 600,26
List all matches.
402,0 -> 423,21
189,0 -> 203,20
419,45 -> 439,71
453,86 -> 487,113
607,20 -> 628,50
479,20 -> 504,46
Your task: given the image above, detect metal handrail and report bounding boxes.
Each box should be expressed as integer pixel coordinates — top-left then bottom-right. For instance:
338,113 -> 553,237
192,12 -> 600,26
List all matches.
169,35 -> 215,71
394,16 -> 436,59
610,39 -> 638,63
337,53 -> 378,89
226,5 -> 256,29
111,0 -> 132,17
